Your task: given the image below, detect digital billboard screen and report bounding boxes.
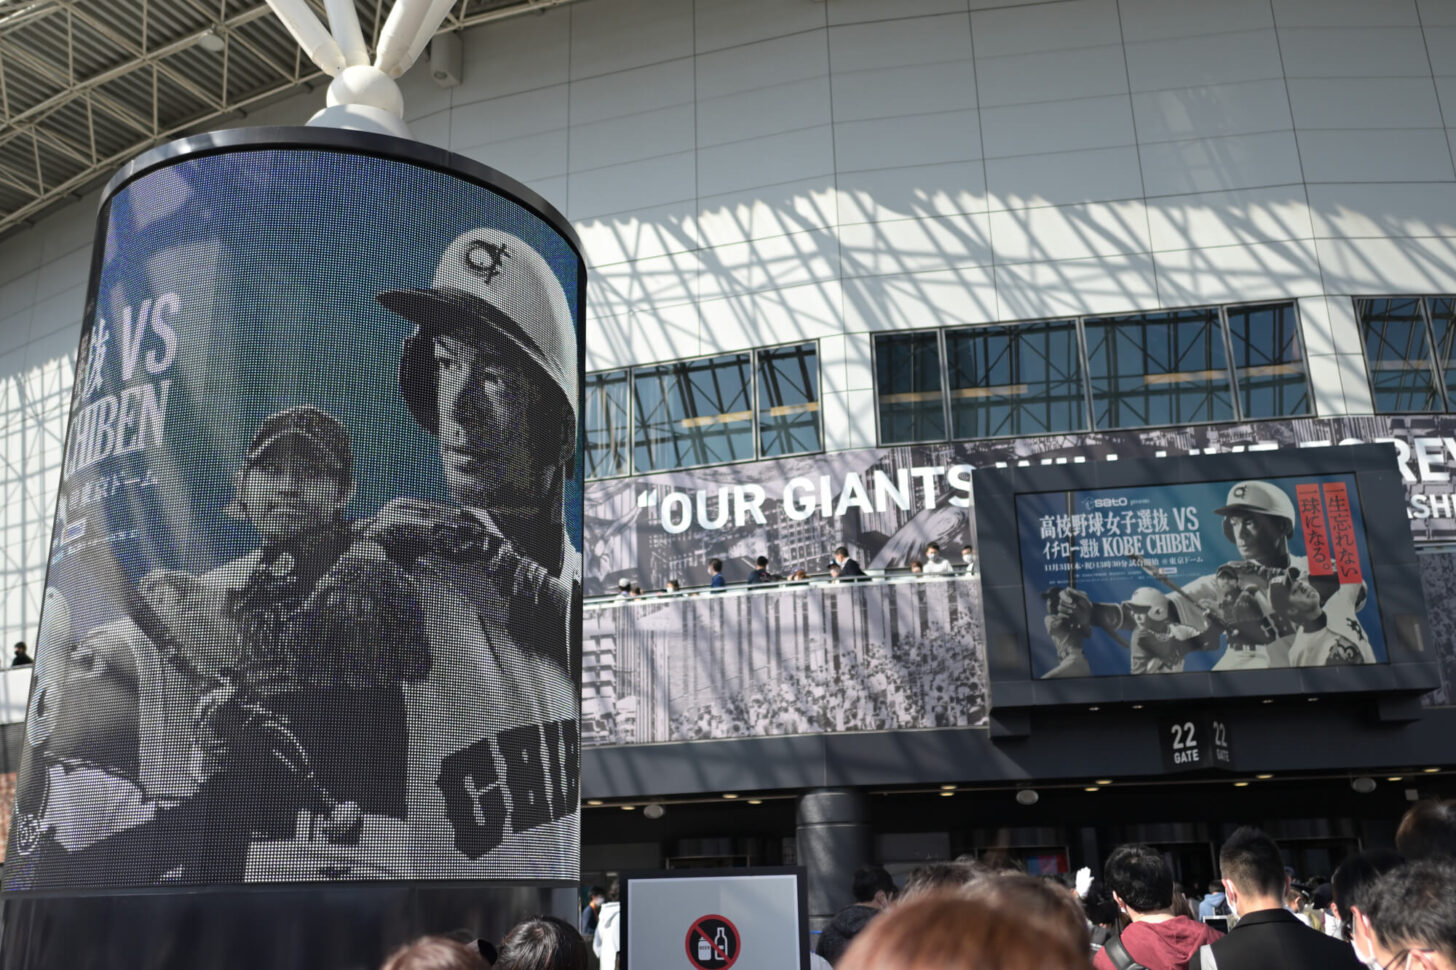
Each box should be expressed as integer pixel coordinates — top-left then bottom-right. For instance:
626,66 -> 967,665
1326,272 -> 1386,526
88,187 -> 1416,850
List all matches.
973,446 -> 1436,708
1016,474 -> 1386,679
3,131 -> 584,891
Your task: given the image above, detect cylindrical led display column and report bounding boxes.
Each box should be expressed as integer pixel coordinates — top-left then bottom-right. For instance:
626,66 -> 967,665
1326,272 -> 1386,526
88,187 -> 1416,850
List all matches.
0,128 -> 584,970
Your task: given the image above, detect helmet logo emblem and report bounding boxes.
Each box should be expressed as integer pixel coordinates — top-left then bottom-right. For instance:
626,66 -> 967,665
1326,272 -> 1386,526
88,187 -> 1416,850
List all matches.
464,239 -> 511,284
1233,485 -> 1247,498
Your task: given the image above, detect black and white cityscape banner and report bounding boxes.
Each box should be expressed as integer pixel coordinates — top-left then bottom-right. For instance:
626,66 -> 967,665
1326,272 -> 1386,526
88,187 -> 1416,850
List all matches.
6,137 -> 584,891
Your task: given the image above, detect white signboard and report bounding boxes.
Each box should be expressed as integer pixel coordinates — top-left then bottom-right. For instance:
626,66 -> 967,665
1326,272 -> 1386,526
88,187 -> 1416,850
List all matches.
622,867 -> 806,970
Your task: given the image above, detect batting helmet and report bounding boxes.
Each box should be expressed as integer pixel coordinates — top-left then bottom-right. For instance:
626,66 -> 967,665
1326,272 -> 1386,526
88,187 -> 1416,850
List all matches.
1214,480 -> 1295,543
1125,587 -> 1170,623
378,227 -> 578,466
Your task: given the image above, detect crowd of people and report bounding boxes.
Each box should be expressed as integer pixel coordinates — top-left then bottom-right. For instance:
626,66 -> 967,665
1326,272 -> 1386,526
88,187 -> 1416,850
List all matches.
364,798 -> 1456,969
807,797 -> 1456,970
666,621 -> 986,740
605,543 -> 979,600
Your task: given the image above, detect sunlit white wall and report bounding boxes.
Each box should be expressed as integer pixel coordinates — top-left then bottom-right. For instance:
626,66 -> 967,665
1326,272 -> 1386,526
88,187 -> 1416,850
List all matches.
4,0 -> 1456,643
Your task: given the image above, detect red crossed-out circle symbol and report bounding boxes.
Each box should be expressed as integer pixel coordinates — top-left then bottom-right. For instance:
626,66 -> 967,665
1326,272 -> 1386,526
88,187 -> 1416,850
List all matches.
684,914 -> 740,970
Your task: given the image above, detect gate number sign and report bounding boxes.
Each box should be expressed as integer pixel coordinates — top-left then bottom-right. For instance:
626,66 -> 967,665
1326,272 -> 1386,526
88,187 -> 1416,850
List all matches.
685,914 -> 740,970
1159,713 -> 1234,772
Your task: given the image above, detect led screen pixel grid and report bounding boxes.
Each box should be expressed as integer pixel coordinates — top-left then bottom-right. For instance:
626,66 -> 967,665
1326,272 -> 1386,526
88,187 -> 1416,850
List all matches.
2,143 -> 583,890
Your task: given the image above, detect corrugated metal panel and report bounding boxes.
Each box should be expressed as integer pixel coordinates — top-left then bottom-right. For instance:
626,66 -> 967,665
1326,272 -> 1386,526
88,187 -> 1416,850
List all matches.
0,0 -> 589,237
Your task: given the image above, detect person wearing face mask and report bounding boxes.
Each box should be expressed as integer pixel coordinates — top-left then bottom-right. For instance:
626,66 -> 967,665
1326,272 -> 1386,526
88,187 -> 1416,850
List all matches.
1333,849 -> 1407,953
921,542 -> 954,575
1189,827 -> 1363,970
1356,860 -> 1456,970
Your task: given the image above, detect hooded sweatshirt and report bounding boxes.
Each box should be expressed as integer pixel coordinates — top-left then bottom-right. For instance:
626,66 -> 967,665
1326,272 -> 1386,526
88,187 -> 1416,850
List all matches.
1093,916 -> 1224,970
594,901 -> 622,969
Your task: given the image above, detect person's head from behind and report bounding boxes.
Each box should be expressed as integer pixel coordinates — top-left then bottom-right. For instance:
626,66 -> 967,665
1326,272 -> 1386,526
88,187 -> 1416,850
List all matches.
1218,826 -> 1288,914
852,865 -> 897,907
900,862 -> 982,900
495,916 -> 587,970
1397,799 -> 1456,862
756,555 -> 769,570
380,936 -> 488,970
837,888 -> 1088,970
1360,860 -> 1456,970
963,874 -> 1090,955
1081,877 -> 1120,928
1103,843 -> 1173,916
1333,847 -> 1405,938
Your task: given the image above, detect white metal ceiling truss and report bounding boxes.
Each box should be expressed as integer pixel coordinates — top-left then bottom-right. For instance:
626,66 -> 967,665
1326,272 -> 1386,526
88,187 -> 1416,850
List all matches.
0,0 -> 578,238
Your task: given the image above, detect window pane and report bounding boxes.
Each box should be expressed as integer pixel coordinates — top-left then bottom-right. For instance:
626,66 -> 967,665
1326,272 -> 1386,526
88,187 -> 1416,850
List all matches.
1359,298 -> 1443,413
757,343 -> 822,458
1426,298 -> 1456,408
632,353 -> 755,471
875,333 -> 945,443
584,369 -> 630,478
1226,302 -> 1309,419
0,352 -> 74,654
1085,308 -> 1233,430
946,321 -> 1084,438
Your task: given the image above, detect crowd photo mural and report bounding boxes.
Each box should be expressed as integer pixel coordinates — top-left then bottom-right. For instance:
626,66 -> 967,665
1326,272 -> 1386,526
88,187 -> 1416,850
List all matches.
6,143 -> 585,891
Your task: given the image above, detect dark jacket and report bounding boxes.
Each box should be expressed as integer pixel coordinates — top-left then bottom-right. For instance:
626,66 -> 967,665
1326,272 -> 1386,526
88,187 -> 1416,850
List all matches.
816,903 -> 879,965
836,557 -> 866,579
1189,908 -> 1362,970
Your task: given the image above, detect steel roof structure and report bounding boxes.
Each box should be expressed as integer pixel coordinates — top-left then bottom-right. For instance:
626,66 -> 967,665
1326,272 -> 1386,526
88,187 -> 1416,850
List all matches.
0,0 -> 574,238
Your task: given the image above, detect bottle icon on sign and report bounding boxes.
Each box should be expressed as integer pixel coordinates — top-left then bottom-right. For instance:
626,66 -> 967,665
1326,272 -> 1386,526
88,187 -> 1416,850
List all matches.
714,927 -> 729,957
698,936 -> 712,961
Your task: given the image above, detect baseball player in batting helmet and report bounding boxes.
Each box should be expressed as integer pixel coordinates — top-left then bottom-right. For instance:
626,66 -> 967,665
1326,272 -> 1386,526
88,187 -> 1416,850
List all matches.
379,227 -> 577,533
1213,480 -> 1296,568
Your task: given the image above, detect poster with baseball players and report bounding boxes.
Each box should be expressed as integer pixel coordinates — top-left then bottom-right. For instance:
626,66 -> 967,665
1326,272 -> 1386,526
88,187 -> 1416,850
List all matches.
3,139 -> 584,891
1018,474 -> 1386,679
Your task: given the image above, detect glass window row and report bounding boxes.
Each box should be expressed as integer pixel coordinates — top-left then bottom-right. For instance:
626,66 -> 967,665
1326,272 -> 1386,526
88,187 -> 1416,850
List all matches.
585,342 -> 822,479
1358,297 -> 1456,414
875,301 -> 1310,444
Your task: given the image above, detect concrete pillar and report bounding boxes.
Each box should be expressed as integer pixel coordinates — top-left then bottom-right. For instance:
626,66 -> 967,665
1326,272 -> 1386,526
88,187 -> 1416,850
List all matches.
797,788 -> 871,930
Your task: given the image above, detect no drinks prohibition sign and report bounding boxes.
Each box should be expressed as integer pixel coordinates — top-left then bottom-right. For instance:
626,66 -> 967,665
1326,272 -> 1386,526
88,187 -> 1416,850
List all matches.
685,914 -> 740,970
